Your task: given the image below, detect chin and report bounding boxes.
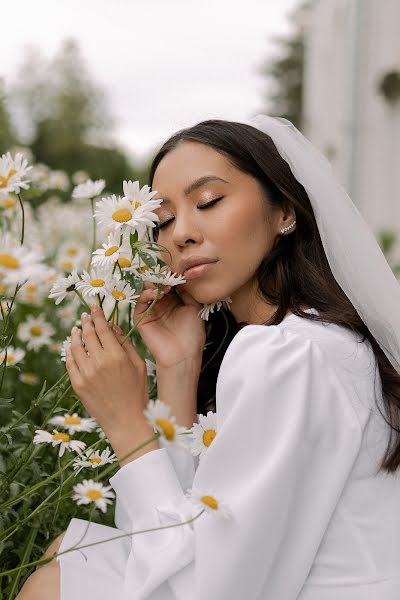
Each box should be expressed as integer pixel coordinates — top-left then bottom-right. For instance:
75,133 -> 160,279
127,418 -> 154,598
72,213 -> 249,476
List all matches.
184,282 -> 233,306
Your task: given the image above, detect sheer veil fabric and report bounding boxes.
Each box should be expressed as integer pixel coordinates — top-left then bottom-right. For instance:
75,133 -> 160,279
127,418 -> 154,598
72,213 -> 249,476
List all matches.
247,115 -> 400,375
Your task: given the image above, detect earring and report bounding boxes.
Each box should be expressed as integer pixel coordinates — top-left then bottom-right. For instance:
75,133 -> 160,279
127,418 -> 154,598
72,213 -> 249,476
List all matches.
280,219 -> 296,234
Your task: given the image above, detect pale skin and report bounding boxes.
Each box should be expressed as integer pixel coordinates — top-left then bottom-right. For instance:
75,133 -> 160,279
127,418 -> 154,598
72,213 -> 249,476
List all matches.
17,141 -> 299,599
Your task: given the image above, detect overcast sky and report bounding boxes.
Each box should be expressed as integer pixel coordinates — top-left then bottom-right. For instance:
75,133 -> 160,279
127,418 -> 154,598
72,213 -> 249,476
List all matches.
2,0 -> 299,165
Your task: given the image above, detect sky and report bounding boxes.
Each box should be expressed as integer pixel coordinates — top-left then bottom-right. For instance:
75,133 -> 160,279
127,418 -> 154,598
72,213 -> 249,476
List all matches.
1,0 -> 300,165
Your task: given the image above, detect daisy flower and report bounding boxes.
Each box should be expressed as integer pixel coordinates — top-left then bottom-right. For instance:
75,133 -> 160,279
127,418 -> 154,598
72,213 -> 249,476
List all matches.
18,315 -> 55,351
0,152 -> 31,194
189,411 -> 217,460
143,399 -> 189,448
0,194 -> 18,211
95,426 -> 109,441
72,479 -> 115,513
49,412 -> 97,434
122,180 -> 159,207
72,447 -> 117,474
145,358 -> 156,378
72,170 -> 90,185
186,487 -> 232,519
107,278 -> 139,307
75,266 -> 113,300
19,372 -> 39,385
0,232 -> 45,286
0,345 -> 25,366
94,193 -> 162,238
91,231 -> 132,269
72,179 -> 106,200
60,336 -> 71,362
48,270 -> 81,305
137,263 -> 186,287
48,170 -> 70,192
198,296 -> 232,321
33,429 -> 86,457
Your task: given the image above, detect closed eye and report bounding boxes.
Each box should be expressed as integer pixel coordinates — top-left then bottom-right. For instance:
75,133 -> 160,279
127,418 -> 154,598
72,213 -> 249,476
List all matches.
156,196 -> 224,231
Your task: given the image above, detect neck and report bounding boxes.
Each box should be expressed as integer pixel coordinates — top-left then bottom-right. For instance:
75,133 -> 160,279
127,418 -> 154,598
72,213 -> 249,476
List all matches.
229,280 -> 279,325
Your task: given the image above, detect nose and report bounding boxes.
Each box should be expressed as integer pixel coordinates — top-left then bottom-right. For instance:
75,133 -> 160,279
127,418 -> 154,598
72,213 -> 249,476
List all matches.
171,206 -> 204,247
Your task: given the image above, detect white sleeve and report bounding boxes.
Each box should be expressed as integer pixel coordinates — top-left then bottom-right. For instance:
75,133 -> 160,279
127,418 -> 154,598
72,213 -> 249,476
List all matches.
113,417 -> 198,532
109,324 -> 365,600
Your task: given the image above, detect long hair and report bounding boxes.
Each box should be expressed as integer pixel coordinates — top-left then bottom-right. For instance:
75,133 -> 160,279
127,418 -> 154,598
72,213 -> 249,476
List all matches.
148,119 -> 400,473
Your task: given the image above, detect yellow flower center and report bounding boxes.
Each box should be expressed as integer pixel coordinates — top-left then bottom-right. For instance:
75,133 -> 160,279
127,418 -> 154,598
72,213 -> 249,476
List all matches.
67,247 -> 78,256
0,284 -> 8,293
155,418 -> 175,441
1,197 -> 16,208
6,353 -> 15,364
112,290 -> 126,301
117,257 -> 131,268
105,245 -> 119,256
0,253 -> 19,269
112,208 -> 132,223
203,429 -> 216,447
52,432 -> 70,442
139,265 -> 149,272
128,200 -> 141,209
0,169 -> 17,189
26,284 -> 37,292
24,373 -> 36,382
86,489 -> 102,500
61,261 -> 73,270
65,416 -> 81,425
88,457 -> 102,465
90,278 -> 105,287
201,495 -> 218,510
30,326 -> 42,336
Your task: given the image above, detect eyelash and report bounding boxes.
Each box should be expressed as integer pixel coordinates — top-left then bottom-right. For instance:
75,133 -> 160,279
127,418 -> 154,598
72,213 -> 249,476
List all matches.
156,196 -> 224,231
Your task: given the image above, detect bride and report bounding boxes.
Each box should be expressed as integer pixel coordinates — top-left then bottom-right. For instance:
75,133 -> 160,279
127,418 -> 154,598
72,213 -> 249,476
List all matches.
18,116 -> 400,599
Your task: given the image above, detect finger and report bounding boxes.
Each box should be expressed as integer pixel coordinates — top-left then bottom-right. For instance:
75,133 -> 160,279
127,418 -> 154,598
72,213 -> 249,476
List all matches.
90,303 -> 122,350
132,286 -> 171,321
69,327 -> 89,371
112,325 -> 144,368
80,312 -> 103,354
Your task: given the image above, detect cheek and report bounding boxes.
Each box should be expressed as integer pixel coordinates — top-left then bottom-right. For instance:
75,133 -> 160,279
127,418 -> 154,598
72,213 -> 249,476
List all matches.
217,202 -> 271,263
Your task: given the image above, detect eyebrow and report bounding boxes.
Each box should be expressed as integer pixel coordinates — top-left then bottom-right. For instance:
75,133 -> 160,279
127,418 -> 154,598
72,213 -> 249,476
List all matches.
158,175 -> 229,205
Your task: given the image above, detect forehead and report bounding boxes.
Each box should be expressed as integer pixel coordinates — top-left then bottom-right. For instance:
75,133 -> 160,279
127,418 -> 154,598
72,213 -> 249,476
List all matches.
152,141 -> 235,194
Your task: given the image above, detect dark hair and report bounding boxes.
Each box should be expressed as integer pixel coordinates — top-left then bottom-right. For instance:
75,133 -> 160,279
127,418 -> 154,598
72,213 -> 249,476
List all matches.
148,118 -> 400,473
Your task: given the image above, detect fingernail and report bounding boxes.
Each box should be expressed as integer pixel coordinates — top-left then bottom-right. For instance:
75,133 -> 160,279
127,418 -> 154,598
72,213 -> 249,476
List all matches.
91,303 -> 99,312
71,326 -> 78,334
81,312 -> 89,320
113,324 -> 122,333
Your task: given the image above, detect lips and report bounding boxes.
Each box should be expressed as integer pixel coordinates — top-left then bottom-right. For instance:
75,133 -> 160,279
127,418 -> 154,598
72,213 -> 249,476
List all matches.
179,256 -> 218,275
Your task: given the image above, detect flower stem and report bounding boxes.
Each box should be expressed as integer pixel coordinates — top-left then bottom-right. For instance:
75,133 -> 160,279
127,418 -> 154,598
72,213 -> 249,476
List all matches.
0,510 -> 205,578
17,193 -> 25,245
74,289 -> 91,311
119,287 -> 161,346
87,197 -> 96,271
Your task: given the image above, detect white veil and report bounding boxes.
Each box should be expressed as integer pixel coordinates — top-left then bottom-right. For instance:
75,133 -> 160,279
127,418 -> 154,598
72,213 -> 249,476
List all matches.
248,114 -> 400,376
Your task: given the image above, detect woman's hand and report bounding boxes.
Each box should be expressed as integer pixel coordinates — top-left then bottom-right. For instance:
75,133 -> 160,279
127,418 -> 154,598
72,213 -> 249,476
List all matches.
66,304 -> 152,449
132,282 -> 206,370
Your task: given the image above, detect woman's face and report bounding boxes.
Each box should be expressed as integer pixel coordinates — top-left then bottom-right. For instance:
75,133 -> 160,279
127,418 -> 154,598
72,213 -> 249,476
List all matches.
151,141 -> 283,307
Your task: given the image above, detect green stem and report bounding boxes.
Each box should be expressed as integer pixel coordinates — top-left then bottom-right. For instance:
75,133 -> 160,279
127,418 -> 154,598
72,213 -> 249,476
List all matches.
120,287 -> 162,346
0,510 -> 205,578
74,289 -> 91,311
6,527 -> 38,599
17,193 -> 25,246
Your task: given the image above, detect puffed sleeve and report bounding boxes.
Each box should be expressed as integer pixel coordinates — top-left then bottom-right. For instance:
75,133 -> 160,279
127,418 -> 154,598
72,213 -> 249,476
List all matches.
109,324 -> 366,600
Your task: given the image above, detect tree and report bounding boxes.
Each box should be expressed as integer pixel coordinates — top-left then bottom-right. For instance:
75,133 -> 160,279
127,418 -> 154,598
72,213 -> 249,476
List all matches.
11,39 -> 140,191
259,0 -> 314,130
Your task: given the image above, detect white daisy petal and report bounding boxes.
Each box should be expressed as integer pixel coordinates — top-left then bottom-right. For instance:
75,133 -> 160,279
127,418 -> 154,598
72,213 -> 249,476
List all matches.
72,479 -> 115,513
143,399 -> 189,447
186,486 -> 232,519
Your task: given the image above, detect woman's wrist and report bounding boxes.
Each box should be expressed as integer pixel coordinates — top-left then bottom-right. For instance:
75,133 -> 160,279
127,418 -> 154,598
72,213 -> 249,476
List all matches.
156,359 -> 201,428
109,419 -> 160,467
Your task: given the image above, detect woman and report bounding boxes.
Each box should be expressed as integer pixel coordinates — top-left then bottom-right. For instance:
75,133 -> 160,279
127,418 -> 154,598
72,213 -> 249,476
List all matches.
18,117 -> 400,599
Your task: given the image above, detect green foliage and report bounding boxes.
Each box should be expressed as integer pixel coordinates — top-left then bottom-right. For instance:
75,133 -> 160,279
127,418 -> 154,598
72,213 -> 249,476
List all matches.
259,0 -> 314,129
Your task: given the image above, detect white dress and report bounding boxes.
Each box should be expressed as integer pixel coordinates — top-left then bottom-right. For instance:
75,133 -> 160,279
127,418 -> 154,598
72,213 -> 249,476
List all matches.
57,308 -> 400,599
